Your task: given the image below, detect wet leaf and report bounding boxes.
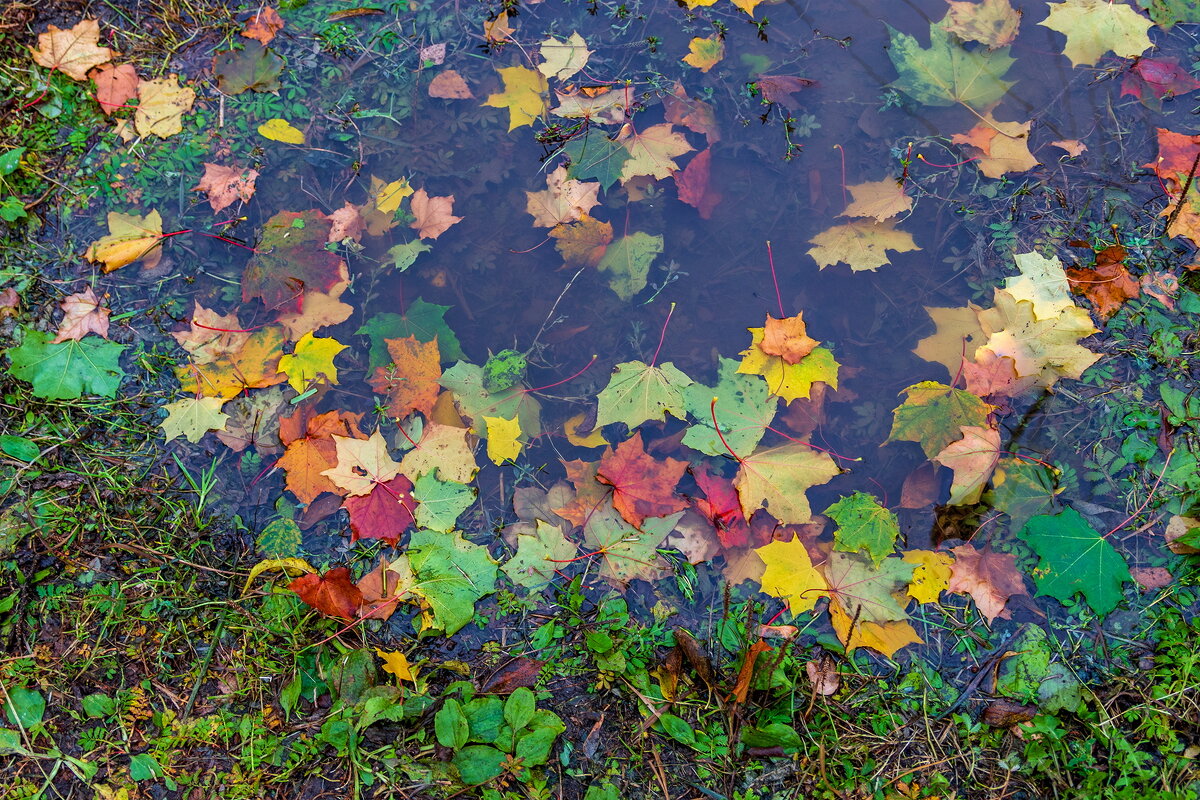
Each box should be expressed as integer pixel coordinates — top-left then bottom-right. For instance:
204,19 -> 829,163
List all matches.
484,415 -> 523,464
176,325 -> 286,400
887,381 -> 994,458
538,32 -> 592,81
617,123 -> 694,183
241,7 -> 284,45
258,118 -> 305,144
359,299 -> 464,369
85,210 -> 164,272
322,430 -> 401,497
160,397 -> 229,443
135,75 -> 195,138
942,0 -> 1022,48
738,328 -> 839,403
343,475 -> 416,545
562,134 -> 631,191
753,75 -> 815,108
595,359 -> 693,430
243,210 -> 346,313
1065,245 -> 1141,319
840,179 -> 912,221
483,66 -> 548,130
597,433 -> 688,527
376,649 -> 416,683
52,287 -> 109,342
31,20 -> 113,81
526,165 -> 600,228
1017,507 -> 1133,615
682,35 -> 725,72
409,189 -> 462,240
902,550 -> 953,603
8,328 -> 125,399
290,566 -> 362,621
399,422 -> 478,484
503,519 -> 575,593
413,472 -> 475,532
596,232 -> 663,300
213,42 -> 284,94
581,503 -> 683,586
886,22 -> 1015,108
985,457 -> 1061,531
368,335 -> 441,420
90,63 -> 138,114
690,466 -> 751,549
951,114 -> 1038,179
428,69 -> 473,99
194,163 -> 258,214
756,537 -> 827,614
663,82 -> 721,143
675,148 -> 721,219
439,361 -> 541,437
278,332 -> 346,393
947,543 -> 1030,621
1003,251 -> 1074,320
932,424 -> 1002,505
733,441 -> 840,524
683,357 -> 775,458
807,220 -> 920,272
826,492 -> 900,566
1121,56 -> 1200,107
551,215 -> 612,266
1039,0 -> 1153,67
401,529 -> 498,635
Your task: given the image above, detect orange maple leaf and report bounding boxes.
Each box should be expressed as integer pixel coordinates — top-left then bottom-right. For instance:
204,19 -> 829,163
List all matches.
409,189 -> 462,240
759,312 -> 820,364
368,335 -> 442,419
596,432 -> 687,528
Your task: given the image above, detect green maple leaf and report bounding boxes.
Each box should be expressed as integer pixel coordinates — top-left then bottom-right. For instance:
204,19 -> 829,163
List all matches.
405,530 -> 498,636
212,42 -> 285,95
886,381 -> 993,458
1139,0 -> 1200,29
886,23 -> 1015,109
595,359 -> 693,430
503,519 -> 576,594
825,551 -> 916,625
596,232 -> 663,301
7,328 -> 125,399
1017,507 -> 1132,616
734,442 -> 841,524
826,492 -> 900,566
582,504 -> 683,586
439,361 -> 542,437
562,134 -> 631,191
985,458 -> 1061,531
414,472 -> 476,532
682,357 -> 776,457
357,298 -> 464,370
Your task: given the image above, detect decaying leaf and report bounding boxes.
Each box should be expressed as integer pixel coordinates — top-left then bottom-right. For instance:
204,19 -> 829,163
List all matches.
135,75 -> 195,138
194,163 -> 259,213
31,20 -> 114,81
1038,0 -> 1153,67
807,220 -> 920,272
52,287 -> 110,343
85,210 -> 164,272
942,0 -> 1022,48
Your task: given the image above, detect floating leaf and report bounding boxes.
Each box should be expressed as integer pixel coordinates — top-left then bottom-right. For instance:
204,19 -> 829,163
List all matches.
1039,0 -> 1153,67
683,357 -> 775,457
942,0 -> 1022,48
886,22 -> 1015,108
902,550 -> 954,604
756,537 -> 827,615
85,210 -> 164,272
886,381 -> 993,458
52,287 -> 109,343
399,422 -> 478,484
597,433 -> 688,527
526,165 -> 600,228
213,42 -> 284,94
826,492 -> 900,566
414,472 -> 475,532
503,519 -> 575,594
1017,507 -> 1132,615
8,328 -> 125,399
243,210 -> 346,313
359,299 -> 464,369
581,503 -> 683,586
807,220 -> 920,272
595,359 -> 693,430
160,397 -> 229,443
596,232 -> 663,300
439,361 -> 541,438
1003,251 -> 1073,320
618,123 -> 694,183
194,163 -> 258,214
483,66 -> 548,130
278,333 -> 346,393
258,118 -> 305,144
682,35 -> 725,72
368,335 -> 441,420
322,430 -> 401,497
402,530 -> 498,635
538,32 -> 592,81
409,189 -> 462,240
562,134 -> 631,191
840,179 -> 912,221
135,75 -> 195,138
484,415 -> 523,464
734,442 -> 840,524
343,475 -> 416,545
738,328 -> 839,403
947,543 -> 1030,621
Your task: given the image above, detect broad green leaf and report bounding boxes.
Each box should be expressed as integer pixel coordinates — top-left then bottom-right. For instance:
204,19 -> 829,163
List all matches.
358,298 -> 465,370
657,713 -> 697,747
464,696 -> 504,743
596,232 -> 663,300
504,687 -> 536,731
562,134 -> 631,191
405,530 -> 498,636
435,698 -> 469,748
1139,0 -> 1200,29
581,504 -> 683,586
503,520 -> 575,594
414,472 -> 475,532
682,357 -> 775,457
4,686 -> 44,728
212,41 -> 284,94
515,724 -> 561,764
257,516 -> 302,558
0,435 -> 39,462
454,745 -> 507,784
595,359 -> 693,430
1017,507 -> 1132,616
826,492 -> 900,566
439,361 -> 542,437
7,328 -> 125,399
886,23 -> 1015,108
886,381 -> 993,458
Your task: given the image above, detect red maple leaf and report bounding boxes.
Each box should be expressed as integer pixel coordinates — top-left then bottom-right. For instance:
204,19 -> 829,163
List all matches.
1122,57 -> 1200,108
342,475 -> 417,545
289,567 -> 363,621
690,465 -> 750,549
596,432 -> 687,528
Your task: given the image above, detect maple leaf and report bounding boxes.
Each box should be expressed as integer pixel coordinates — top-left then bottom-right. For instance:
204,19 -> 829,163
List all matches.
1121,56 -> 1200,108
1003,251 -> 1073,320
399,422 -> 478,484
913,303 -> 988,377
503,519 -> 576,594
902,550 -> 954,604
738,327 -> 840,403
666,509 -> 721,564
215,386 -> 289,454
243,210 -> 345,313
1039,0 -> 1153,67
556,459 -> 612,528
551,215 -> 612,266
290,567 -> 362,621
732,0 -> 767,15
483,66 -> 548,130
596,232 -> 664,300
663,82 -> 721,143
277,411 -> 364,503
194,163 -> 258,213
826,492 -> 900,566
439,361 -> 542,437
213,42 -> 284,95
823,551 -> 921,656
553,89 -> 629,126
950,114 -> 1038,179
840,180 -> 912,221
31,20 -> 113,81
946,543 -> 1029,621
400,529 -> 497,635
538,32 -> 592,81
409,189 -> 462,240
581,503 -> 683,586
760,313 -> 820,364
975,288 -> 1101,386
734,442 -> 840,524
1049,139 -> 1087,157
597,433 -> 688,527
52,287 -> 110,342
343,475 -> 416,545
322,430 -> 401,496
483,11 -> 515,43
942,0 -> 1022,48
595,359 -> 693,430
675,148 -> 722,219
1065,245 -> 1141,319
986,457 -> 1061,531
429,69 -> 473,99
277,279 -> 354,341
933,424 -> 1002,505
135,75 -> 195,138
85,210 -> 164,272
618,123 -> 694,183
8,328 -> 125,399
1144,127 -> 1200,193
561,134 -> 631,192
807,220 -> 920,272
278,332 -> 346,393
690,466 -> 751,549
525,166 -> 600,228
753,75 -> 816,108
1018,507 -> 1133,615
683,357 -> 776,457
173,301 -> 249,363
484,415 -> 523,464
757,537 -> 828,615
258,118 -> 305,144
682,35 -> 725,72
887,381 -> 994,458
328,202 -> 365,243
962,350 -> 1034,399
376,649 -> 416,683
368,335 -> 441,420
176,325 -> 286,400
886,22 -> 1015,108
241,7 -> 284,45
160,397 -> 229,443
91,63 -> 138,115
414,472 -> 475,532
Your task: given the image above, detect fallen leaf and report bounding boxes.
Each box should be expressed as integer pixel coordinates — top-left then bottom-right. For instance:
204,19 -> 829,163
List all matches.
618,123 -> 694,183
951,114 -> 1038,179
551,215 -> 612,266
277,411 -> 365,503
675,148 -> 721,219
738,328 -> 840,403
52,287 -> 110,342
399,422 -> 478,484
160,397 -> 229,443
538,32 -> 592,81
194,163 -> 259,213
1065,245 -> 1141,319
840,179 -> 912,221
753,75 -> 816,108
734,441 -> 840,524
409,189 -> 462,239
135,75 -> 195,138
503,519 -> 575,593
807,220 -> 920,272
760,313 -> 820,364
663,82 -> 720,143
483,66 -> 548,130
258,118 -> 305,144
756,537 -> 827,614
482,658 -> 546,693
731,640 -> 772,703
887,381 -> 995,458
483,11 -> 515,43
1121,56 -> 1200,108
933,424 -> 1002,505
278,332 -> 346,393
886,22 -> 1015,108
947,543 -> 1029,621
322,430 -> 402,497
31,20 -> 114,81
343,475 -> 417,544
243,210 -> 346,313
683,357 -> 777,457
596,433 -> 688,527
1039,0 -> 1153,67
368,335 -> 441,420
806,653 -> 840,696
1131,566 -> 1172,591
419,43 -> 446,65
428,69 -> 473,99
85,210 -> 164,272
682,35 -> 725,72
484,415 -> 523,464
1017,507 -> 1132,615
213,42 -> 284,94
595,359 -> 693,430
942,0 -> 1022,48
826,492 -> 900,566
1049,139 -> 1087,157
176,325 -> 286,400
596,232 -> 664,300
376,649 -> 416,682
526,165 -> 600,227
290,567 -> 362,621
241,7 -> 284,45
902,550 -> 954,603
90,63 -> 138,114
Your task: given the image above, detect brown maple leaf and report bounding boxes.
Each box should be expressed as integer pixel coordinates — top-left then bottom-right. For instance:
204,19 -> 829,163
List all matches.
663,82 -> 720,143
759,312 -> 820,364
241,7 -> 284,45
1065,245 -> 1141,320
277,410 -> 365,502
675,148 -> 721,219
194,162 -> 259,214
550,215 -> 612,267
754,75 -> 814,108
368,335 -> 442,419
597,432 -> 687,528
290,567 -> 362,621
947,543 -> 1029,622
90,63 -> 138,115
429,69 -> 473,99
409,189 -> 462,240
52,287 -> 110,342
31,20 -> 113,81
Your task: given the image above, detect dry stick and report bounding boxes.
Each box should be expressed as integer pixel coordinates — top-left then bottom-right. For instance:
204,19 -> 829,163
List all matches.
1164,151 -> 1200,234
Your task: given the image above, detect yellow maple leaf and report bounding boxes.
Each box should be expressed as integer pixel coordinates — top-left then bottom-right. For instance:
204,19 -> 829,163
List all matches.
85,210 -> 164,272
399,422 -> 478,483
682,36 -> 725,73
840,179 -> 913,222
564,413 -> 607,448
829,596 -> 923,657
1039,0 -> 1152,67
484,415 -> 523,465
618,123 -> 694,183
30,20 -> 114,81
278,332 -> 347,393
322,430 -> 401,496
951,114 -> 1038,179
738,328 -> 839,403
807,220 -> 920,272
176,325 -> 286,400
756,538 -> 827,614
943,0 -> 1022,49
913,304 -> 987,378
369,175 -> 413,214
538,32 -> 592,81
730,0 -> 768,15
902,550 -> 955,604
258,118 -> 306,144
135,75 -> 195,138
483,66 -> 548,130
159,397 -> 229,443
483,10 -> 515,43
375,648 -> 418,684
